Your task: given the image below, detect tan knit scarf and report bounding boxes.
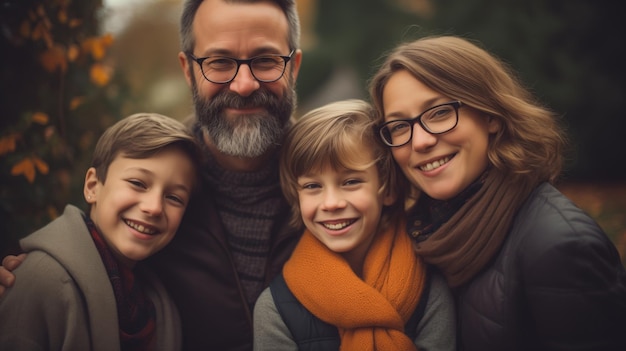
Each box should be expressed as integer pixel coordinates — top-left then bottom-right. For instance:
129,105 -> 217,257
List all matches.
413,170 -> 536,287
283,219 -> 426,351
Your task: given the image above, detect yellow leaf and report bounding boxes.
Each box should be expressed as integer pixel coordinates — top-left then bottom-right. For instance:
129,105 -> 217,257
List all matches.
33,156 -> 49,175
90,63 -> 111,87
32,112 -> 49,125
11,158 -> 36,183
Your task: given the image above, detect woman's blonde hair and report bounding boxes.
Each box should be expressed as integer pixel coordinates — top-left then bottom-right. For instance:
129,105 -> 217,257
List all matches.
280,99 -> 405,228
369,35 -> 566,185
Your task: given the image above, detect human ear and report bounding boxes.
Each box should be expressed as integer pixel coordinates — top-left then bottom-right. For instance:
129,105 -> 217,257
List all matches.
178,51 -> 193,87
487,115 -> 502,134
289,49 -> 303,81
83,167 -> 99,204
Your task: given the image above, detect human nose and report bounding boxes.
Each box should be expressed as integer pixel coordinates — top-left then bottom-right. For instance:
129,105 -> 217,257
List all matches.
228,63 -> 261,97
321,188 -> 347,211
410,122 -> 437,151
140,191 -> 164,217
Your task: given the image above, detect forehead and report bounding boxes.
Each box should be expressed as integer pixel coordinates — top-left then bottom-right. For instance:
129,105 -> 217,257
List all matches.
193,0 -> 290,56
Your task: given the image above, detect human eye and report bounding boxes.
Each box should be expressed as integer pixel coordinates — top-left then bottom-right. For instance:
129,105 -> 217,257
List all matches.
252,56 -> 281,70
387,121 -> 410,135
206,57 -> 235,71
344,178 -> 363,187
126,179 -> 147,189
165,193 -> 187,207
423,104 -> 455,122
300,182 -> 321,190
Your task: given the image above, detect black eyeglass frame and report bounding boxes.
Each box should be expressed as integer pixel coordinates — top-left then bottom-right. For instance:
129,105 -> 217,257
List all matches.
378,100 -> 463,147
186,50 -> 296,84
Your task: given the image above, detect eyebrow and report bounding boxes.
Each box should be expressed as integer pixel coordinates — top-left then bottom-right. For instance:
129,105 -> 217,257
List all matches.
125,167 -> 192,194
197,46 -> 285,58
385,96 -> 448,120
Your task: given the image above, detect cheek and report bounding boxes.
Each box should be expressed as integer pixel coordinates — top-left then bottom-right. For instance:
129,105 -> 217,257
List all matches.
167,207 -> 187,229
298,195 -> 315,220
194,75 -> 222,99
391,147 -> 410,168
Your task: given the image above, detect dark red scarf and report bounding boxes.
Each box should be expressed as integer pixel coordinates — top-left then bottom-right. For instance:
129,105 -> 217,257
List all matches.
86,217 -> 156,350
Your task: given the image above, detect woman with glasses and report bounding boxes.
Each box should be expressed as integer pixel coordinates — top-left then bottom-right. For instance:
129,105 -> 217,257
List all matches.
369,35 -> 626,351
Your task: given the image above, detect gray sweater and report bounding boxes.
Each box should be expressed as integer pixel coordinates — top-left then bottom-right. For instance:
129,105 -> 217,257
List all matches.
253,270 -> 457,351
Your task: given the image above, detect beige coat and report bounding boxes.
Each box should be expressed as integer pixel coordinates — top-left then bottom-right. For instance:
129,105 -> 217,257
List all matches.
0,205 -> 181,350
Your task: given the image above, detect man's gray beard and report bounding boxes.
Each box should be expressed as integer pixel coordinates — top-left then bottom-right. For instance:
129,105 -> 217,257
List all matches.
201,111 -> 283,158
192,82 -> 296,158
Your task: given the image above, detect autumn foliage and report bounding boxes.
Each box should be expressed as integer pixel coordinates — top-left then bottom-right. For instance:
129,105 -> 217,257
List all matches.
0,0 -> 125,252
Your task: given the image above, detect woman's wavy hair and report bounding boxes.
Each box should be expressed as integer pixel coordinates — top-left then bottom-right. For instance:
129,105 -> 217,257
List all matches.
280,99 -> 406,229
369,35 -> 567,185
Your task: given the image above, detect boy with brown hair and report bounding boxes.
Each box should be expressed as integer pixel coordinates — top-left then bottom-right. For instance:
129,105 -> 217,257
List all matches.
0,113 -> 201,351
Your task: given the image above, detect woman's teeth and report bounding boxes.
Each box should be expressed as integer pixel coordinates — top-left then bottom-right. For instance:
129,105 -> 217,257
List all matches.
420,156 -> 451,171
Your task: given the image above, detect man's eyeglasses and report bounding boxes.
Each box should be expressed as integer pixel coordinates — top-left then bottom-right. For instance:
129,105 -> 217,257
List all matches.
186,50 -> 295,84
378,101 -> 463,147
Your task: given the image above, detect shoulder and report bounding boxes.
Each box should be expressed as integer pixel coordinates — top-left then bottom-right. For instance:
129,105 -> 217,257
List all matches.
513,183 -> 608,250
20,204 -> 87,250
253,287 -> 299,351
510,183 -> 622,286
0,250 -> 81,317
415,269 -> 457,351
254,287 -> 277,316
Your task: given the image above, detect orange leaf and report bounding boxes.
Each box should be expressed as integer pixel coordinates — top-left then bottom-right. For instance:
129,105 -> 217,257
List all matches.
90,39 -> 106,60
40,46 -> 67,73
44,126 -> 55,141
68,19 -> 82,28
33,156 -> 49,175
101,33 -> 114,47
90,63 -> 111,87
31,22 -> 44,40
11,158 -> 36,183
32,112 -> 49,125
67,44 -> 80,62
47,206 -> 59,220
19,20 -> 30,39
0,134 -> 18,156
58,9 -> 67,24
69,96 -> 84,110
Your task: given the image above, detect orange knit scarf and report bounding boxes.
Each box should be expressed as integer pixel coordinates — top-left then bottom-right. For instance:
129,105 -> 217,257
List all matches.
283,220 -> 426,351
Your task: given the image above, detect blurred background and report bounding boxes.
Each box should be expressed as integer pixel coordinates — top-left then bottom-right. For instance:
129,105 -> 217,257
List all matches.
1,0 -> 624,261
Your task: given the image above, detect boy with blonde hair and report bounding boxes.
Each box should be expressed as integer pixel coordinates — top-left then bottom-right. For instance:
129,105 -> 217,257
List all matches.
253,100 -> 456,350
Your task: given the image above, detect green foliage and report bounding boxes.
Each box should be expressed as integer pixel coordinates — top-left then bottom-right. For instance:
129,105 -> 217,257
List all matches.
0,0 -> 127,253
